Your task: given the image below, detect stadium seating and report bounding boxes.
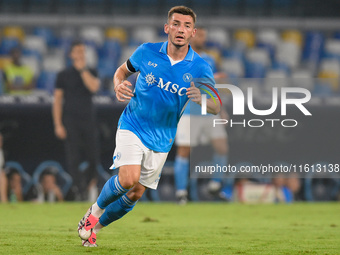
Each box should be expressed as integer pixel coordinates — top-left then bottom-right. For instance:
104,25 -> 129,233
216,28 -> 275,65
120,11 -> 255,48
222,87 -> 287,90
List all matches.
79,26 -> 105,48
246,48 -> 271,67
33,27 -> 57,47
234,29 -> 256,48
257,28 -> 280,46
23,35 -> 48,57
130,26 -> 158,45
221,58 -> 244,78
38,53 -> 64,93
276,41 -> 301,68
302,31 -> 325,73
282,29 -> 304,47
3,26 -> 25,42
0,38 -> 20,55
36,70 -> 58,94
105,27 -> 128,45
22,55 -> 40,77
207,28 -> 230,50
42,53 -> 65,72
0,11 -> 338,97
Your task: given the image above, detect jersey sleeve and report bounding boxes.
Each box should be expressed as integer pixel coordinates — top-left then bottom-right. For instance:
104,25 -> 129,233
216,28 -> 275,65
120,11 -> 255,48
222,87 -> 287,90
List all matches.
128,44 -> 144,73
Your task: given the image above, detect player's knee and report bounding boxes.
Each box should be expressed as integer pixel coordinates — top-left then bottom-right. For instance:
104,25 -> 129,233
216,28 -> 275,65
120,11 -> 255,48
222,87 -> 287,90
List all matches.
119,177 -> 138,189
127,189 -> 144,201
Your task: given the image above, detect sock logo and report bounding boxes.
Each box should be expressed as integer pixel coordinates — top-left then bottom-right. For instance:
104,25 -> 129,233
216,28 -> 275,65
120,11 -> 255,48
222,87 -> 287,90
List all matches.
85,219 -> 91,227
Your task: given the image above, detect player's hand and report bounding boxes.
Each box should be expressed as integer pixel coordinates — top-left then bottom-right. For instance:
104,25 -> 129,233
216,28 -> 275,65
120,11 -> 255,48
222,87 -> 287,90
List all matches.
55,124 -> 67,140
114,81 -> 134,102
186,82 -> 201,104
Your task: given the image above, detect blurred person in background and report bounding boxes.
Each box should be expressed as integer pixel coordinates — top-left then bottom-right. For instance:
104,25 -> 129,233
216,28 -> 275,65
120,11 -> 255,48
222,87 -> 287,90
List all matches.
36,168 -> 64,202
0,133 -> 7,202
272,174 -> 301,202
0,133 -> 22,203
3,47 -> 35,95
174,27 -> 229,204
53,40 -> 100,201
3,168 -> 23,202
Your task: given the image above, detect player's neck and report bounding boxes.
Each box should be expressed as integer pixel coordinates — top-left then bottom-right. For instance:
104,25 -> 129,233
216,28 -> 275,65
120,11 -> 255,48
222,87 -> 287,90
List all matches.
167,42 -> 189,61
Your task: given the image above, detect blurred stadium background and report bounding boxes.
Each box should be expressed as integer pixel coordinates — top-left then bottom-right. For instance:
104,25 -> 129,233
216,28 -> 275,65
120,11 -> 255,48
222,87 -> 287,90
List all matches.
0,0 -> 340,203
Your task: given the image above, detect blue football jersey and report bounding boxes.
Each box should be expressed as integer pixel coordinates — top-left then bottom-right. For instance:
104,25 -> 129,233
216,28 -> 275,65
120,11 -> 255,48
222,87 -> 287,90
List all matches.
118,41 -> 216,152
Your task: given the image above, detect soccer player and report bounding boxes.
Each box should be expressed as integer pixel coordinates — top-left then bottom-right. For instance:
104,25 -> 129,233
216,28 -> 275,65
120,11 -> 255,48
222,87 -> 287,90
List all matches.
0,133 -> 7,202
77,6 -> 221,247
174,27 -> 229,204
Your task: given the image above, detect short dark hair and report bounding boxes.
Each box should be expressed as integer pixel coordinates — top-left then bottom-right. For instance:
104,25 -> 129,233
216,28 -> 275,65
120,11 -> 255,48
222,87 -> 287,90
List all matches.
39,167 -> 58,182
70,39 -> 84,50
5,167 -> 20,179
168,6 -> 196,24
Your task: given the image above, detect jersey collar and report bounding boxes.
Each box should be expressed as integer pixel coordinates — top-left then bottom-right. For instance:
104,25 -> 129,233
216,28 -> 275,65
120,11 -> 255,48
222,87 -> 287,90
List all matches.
159,41 -> 194,62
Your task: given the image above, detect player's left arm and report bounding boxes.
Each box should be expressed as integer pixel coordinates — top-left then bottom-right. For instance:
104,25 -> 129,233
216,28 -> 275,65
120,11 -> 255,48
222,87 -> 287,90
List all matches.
186,82 -> 220,115
80,69 -> 100,93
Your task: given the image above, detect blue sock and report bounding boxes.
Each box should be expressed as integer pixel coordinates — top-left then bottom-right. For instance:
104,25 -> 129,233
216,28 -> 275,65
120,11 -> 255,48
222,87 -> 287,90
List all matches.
212,154 -> 228,183
99,194 -> 137,226
97,175 -> 129,209
174,156 -> 189,191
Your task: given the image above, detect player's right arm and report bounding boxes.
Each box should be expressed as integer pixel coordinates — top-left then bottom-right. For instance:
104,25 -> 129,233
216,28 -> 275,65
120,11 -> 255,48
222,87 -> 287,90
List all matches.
52,88 -> 67,140
113,62 -> 135,102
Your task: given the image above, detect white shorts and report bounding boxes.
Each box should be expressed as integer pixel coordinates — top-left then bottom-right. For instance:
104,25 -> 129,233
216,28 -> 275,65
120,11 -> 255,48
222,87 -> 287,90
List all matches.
110,129 -> 168,190
176,115 -> 227,147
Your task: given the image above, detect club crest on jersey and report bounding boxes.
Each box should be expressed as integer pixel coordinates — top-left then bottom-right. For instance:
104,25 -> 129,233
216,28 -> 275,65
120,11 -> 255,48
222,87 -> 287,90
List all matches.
145,73 -> 156,86
183,73 -> 193,83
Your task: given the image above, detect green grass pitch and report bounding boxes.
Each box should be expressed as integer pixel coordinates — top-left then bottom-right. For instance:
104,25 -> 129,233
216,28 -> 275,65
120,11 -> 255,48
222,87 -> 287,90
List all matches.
0,202 -> 339,254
